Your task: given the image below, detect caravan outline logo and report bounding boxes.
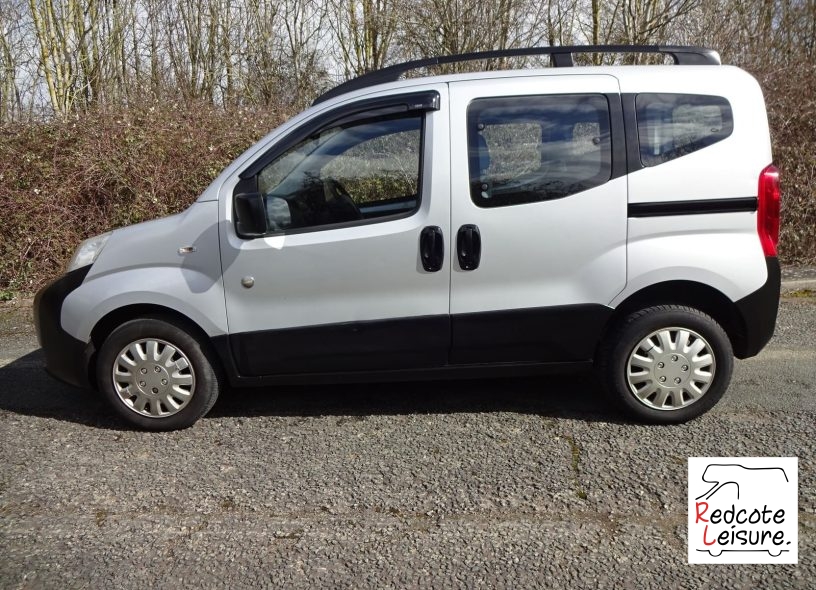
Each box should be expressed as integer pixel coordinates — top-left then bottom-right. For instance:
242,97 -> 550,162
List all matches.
688,457 -> 798,564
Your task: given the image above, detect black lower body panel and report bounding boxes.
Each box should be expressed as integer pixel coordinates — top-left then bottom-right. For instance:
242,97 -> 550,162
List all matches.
733,256 -> 781,358
229,315 -> 450,376
451,304 -> 613,364
219,304 -> 612,384
211,334 -> 592,388
32,267 -> 95,388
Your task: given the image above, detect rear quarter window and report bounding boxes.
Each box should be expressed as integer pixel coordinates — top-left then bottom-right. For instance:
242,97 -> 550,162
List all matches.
636,93 -> 733,167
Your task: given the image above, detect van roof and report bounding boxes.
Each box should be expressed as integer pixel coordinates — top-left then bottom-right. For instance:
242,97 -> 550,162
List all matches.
313,45 -> 721,105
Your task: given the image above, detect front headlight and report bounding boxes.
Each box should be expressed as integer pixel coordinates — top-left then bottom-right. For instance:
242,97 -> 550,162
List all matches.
66,231 -> 112,273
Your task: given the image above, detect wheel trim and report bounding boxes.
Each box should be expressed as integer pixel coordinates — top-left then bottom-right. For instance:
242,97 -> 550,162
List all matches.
112,338 -> 196,418
626,327 -> 716,411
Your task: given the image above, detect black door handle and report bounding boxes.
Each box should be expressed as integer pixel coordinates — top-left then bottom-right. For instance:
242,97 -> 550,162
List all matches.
457,224 -> 481,271
420,226 -> 444,272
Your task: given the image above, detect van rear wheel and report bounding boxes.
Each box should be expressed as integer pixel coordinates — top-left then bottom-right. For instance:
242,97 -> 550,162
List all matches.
598,305 -> 733,423
96,318 -> 221,430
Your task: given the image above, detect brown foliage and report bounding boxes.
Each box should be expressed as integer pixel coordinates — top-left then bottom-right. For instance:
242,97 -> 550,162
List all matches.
755,63 -> 816,264
0,102 -> 288,292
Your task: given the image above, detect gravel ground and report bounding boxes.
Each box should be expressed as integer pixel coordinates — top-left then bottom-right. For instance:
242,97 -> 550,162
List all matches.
0,296 -> 814,588
781,265 -> 816,283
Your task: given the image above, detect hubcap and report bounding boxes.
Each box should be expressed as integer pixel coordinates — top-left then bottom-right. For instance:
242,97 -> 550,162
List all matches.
112,339 -> 195,418
626,327 -> 716,411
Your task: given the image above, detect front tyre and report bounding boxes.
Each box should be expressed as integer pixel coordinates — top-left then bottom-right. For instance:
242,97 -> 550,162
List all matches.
96,318 -> 221,430
598,305 -> 734,424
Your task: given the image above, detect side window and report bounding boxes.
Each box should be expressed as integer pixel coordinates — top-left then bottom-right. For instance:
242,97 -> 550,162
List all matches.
467,94 -> 612,208
636,93 -> 733,167
257,114 -> 422,232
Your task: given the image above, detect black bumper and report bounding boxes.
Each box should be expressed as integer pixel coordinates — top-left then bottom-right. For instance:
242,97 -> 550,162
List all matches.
733,256 -> 781,359
33,266 -> 95,388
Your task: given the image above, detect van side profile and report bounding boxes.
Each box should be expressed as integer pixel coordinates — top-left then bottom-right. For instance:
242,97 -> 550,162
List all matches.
34,46 -> 781,430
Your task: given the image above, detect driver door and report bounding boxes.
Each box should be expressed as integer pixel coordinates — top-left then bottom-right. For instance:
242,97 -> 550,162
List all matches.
220,88 -> 451,376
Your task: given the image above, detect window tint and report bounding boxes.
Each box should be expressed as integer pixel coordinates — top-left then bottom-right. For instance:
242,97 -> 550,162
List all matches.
467,94 -> 611,208
636,93 -> 733,167
257,115 -> 422,232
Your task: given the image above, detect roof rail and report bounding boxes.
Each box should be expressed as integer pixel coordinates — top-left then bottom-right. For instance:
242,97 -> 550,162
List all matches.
313,45 -> 721,105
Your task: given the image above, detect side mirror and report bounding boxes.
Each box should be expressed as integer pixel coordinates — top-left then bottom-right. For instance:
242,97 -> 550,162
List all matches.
234,192 -> 268,238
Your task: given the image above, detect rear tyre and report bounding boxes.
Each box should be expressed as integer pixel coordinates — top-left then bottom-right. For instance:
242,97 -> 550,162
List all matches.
96,317 -> 221,430
598,305 -> 733,424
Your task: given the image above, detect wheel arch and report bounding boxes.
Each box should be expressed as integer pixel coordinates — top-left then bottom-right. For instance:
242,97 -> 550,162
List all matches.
88,304 -> 220,387
600,280 -> 750,359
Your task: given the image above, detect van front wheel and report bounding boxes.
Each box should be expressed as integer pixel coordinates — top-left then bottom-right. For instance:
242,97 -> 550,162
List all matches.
96,318 -> 221,430
598,305 -> 733,423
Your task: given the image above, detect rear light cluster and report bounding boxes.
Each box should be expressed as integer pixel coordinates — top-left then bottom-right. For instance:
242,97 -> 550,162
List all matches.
757,164 -> 781,256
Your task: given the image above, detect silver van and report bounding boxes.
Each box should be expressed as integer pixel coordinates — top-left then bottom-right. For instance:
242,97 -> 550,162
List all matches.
34,46 -> 781,429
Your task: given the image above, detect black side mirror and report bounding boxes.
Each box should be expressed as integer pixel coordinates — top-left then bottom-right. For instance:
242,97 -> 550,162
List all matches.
234,192 -> 268,238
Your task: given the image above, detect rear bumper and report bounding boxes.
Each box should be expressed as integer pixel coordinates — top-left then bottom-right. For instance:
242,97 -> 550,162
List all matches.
733,256 -> 781,359
33,267 -> 95,388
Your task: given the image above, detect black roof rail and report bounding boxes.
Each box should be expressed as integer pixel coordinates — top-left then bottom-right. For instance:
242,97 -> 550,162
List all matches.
313,45 -> 721,105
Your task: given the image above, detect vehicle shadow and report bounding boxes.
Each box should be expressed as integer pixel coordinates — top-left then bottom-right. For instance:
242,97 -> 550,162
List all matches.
0,350 -> 117,428
206,373 -> 622,423
0,349 -> 626,429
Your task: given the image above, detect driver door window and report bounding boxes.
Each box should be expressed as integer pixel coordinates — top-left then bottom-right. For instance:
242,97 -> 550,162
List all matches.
257,115 -> 423,232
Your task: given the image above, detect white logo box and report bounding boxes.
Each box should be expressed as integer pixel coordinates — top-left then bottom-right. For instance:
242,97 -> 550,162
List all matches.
688,457 -> 798,564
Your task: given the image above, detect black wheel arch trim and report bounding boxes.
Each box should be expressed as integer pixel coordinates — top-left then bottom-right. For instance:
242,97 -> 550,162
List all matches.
88,303 -> 225,390
602,258 -> 779,361
89,303 -> 214,350
733,256 -> 780,358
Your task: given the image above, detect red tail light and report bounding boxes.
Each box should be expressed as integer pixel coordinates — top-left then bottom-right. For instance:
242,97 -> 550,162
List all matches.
757,164 -> 781,256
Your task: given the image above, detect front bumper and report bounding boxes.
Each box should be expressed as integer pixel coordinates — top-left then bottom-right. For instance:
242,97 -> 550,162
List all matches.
33,266 -> 95,388
733,256 -> 781,359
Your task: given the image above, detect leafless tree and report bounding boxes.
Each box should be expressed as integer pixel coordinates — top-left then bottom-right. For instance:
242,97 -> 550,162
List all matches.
0,1 -> 29,120
8,0 -> 816,117
328,0 -> 398,77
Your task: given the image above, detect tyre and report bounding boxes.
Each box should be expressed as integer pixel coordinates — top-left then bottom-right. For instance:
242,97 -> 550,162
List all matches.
598,305 -> 734,424
96,317 -> 221,430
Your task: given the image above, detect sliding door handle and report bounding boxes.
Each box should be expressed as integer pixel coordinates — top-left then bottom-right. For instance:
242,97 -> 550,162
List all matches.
420,226 -> 444,272
457,224 -> 481,271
